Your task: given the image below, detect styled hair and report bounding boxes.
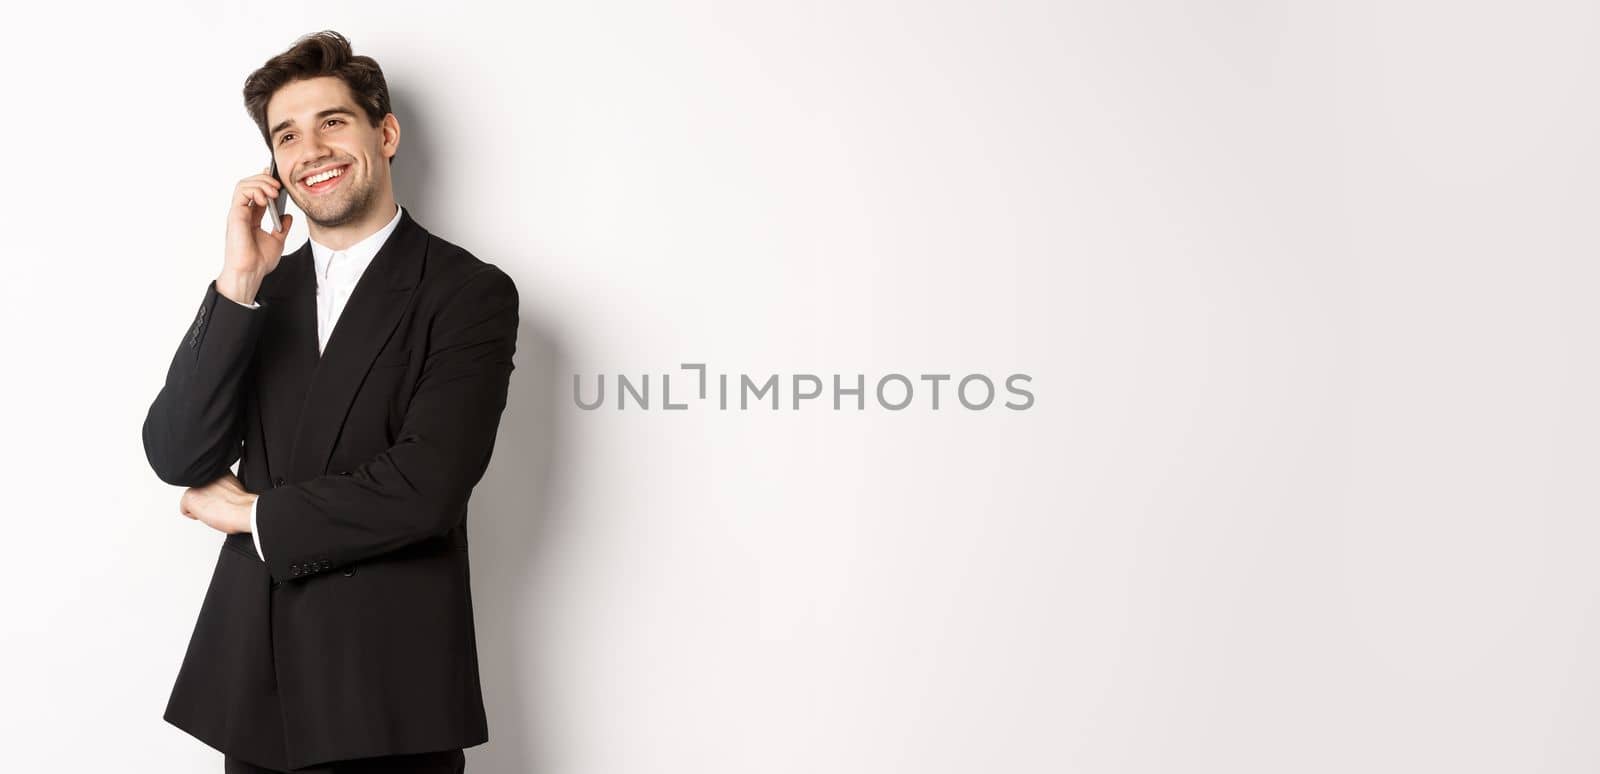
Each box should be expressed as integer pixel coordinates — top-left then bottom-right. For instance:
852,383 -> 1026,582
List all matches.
242,30 -> 395,162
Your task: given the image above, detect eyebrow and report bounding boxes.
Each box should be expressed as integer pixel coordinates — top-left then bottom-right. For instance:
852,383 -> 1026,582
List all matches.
269,107 -> 359,141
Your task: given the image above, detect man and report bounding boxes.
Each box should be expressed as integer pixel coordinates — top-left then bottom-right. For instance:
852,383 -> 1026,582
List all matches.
143,30 -> 516,773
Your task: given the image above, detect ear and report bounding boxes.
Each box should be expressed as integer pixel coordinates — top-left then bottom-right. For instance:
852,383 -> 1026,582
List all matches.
381,113 -> 401,162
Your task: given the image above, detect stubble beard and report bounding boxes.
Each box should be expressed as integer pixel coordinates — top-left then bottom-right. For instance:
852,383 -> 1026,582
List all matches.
298,169 -> 379,229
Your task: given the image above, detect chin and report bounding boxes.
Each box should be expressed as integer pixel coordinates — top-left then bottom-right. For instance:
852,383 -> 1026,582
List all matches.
302,180 -> 378,227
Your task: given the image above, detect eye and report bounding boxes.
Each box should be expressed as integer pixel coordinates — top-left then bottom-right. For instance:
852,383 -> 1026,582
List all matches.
278,133 -> 295,145
326,118 -> 344,127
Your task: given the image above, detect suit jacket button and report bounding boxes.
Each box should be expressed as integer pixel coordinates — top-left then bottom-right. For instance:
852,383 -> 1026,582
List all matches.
338,471 -> 350,476
343,566 -> 356,577
273,476 -> 285,487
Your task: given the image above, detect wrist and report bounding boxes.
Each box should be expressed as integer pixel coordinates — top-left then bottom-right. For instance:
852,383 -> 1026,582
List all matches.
216,269 -> 266,306
236,494 -> 259,534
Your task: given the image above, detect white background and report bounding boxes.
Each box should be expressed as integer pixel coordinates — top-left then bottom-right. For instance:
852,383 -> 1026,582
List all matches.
2,1 -> 1597,771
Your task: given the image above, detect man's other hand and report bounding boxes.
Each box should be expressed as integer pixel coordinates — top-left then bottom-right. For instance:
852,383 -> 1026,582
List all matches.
179,472 -> 257,535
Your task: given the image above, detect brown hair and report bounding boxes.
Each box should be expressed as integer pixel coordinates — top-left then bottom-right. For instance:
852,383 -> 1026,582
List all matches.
242,30 -> 395,162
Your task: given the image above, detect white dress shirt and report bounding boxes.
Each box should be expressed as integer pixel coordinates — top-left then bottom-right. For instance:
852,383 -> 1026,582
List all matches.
229,203 -> 405,561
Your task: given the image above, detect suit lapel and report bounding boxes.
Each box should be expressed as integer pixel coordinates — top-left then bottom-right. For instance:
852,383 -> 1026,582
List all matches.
254,241 -> 317,481
286,208 -> 429,482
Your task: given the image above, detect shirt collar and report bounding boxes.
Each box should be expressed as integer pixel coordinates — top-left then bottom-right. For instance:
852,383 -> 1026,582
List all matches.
310,203 -> 405,283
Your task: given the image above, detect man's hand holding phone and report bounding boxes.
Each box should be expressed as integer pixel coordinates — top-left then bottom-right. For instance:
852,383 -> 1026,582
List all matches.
218,163 -> 294,306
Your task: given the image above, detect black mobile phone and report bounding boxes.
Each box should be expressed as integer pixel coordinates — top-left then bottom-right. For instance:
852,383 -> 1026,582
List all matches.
266,158 -> 290,230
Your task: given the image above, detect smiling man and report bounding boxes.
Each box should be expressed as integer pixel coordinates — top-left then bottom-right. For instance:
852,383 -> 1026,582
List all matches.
142,30 -> 517,773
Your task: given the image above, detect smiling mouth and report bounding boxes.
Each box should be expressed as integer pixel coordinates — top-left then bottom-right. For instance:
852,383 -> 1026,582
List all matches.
300,164 -> 350,195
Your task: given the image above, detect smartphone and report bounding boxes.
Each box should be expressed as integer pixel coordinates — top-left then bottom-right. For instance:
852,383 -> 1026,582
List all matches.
265,158 -> 290,232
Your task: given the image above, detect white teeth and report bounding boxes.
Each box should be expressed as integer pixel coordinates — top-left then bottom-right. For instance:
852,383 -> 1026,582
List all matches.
305,167 -> 344,186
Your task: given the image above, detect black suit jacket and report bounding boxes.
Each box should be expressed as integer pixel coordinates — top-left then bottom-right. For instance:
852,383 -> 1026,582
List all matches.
143,208 -> 517,770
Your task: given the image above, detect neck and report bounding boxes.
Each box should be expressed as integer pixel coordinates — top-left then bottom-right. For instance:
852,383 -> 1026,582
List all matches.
307,195 -> 399,250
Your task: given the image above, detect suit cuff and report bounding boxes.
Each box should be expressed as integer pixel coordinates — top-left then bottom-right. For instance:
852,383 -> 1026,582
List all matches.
231,297 -> 261,310
250,496 -> 265,561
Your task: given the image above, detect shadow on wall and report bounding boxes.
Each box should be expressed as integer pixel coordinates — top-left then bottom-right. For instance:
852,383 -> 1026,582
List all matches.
390,85 -> 577,774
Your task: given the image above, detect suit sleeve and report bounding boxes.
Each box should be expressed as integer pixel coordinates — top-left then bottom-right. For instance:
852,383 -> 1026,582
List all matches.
142,280 -> 265,487
253,266 -> 518,583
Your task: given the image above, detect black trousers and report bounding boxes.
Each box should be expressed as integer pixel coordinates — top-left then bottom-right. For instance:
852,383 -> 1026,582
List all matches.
223,749 -> 465,773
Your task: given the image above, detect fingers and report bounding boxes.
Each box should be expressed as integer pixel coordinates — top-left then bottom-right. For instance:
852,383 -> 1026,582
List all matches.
238,182 -> 281,208
235,172 -> 284,209
236,188 -> 275,213
244,171 -> 282,190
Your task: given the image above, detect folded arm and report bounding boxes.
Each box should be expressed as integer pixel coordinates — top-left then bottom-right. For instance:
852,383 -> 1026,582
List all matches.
254,267 -> 519,583
142,280 -> 264,487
